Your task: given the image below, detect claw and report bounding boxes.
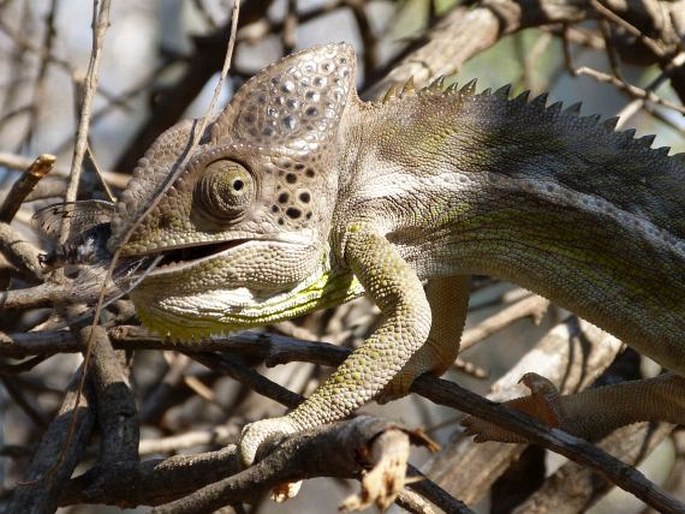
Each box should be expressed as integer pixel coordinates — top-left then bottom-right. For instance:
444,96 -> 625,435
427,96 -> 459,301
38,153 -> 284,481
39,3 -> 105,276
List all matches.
461,372 -> 564,443
517,372 -> 563,427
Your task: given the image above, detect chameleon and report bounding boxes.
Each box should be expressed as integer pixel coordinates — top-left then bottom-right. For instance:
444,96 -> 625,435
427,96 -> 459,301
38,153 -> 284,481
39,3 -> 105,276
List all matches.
51,43 -> 685,469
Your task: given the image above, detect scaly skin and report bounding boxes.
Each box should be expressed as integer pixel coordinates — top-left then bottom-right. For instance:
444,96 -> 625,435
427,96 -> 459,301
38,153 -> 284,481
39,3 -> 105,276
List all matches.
105,44 -> 685,465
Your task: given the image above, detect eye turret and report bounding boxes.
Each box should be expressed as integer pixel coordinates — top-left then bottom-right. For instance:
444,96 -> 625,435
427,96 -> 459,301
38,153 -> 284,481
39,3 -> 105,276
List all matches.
195,160 -> 253,221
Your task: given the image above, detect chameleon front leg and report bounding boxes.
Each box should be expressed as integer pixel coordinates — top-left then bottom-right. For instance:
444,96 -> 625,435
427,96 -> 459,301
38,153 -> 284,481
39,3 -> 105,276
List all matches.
239,223 -> 432,465
379,274 -> 470,401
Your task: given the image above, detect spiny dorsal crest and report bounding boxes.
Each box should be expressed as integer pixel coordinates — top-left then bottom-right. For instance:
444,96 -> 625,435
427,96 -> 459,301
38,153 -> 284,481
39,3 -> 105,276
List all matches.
382,78 -> 419,103
402,76 -> 683,238
461,84 -> 685,239
382,75 -> 488,104
209,43 -> 357,153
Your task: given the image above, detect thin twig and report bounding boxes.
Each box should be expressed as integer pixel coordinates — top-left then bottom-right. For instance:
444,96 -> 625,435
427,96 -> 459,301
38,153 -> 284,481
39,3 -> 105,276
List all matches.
513,422 -> 674,512
282,0 -> 297,53
590,0 -> 667,58
0,151 -> 129,190
575,66 -> 685,114
43,1 -> 113,495
615,51 -> 685,128
0,280 -> 63,311
0,153 -> 55,222
62,0 -> 112,232
139,426 -> 236,456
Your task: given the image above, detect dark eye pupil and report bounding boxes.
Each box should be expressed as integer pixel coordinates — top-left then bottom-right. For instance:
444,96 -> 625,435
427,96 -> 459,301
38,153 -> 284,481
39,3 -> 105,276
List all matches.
233,179 -> 244,191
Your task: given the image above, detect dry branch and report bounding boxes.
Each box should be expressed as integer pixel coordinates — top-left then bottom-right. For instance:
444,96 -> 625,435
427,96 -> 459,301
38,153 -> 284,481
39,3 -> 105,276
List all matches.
514,422 -> 674,513
61,416 -> 464,513
7,365 -> 95,513
0,153 -> 55,222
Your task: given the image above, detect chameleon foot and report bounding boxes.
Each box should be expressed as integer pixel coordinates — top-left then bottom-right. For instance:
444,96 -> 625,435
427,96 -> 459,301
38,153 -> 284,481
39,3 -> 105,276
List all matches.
238,415 -> 300,466
239,415 -> 302,501
462,372 -> 563,443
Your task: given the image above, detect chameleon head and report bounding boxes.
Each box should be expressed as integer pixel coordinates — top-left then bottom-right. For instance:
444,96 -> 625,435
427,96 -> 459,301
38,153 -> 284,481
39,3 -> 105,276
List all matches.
108,43 -> 360,339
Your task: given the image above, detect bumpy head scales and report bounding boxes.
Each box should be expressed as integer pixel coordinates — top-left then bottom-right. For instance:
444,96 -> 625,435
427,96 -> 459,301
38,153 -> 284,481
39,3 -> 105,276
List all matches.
210,43 -> 355,151
109,43 -> 357,256
203,42 -> 357,235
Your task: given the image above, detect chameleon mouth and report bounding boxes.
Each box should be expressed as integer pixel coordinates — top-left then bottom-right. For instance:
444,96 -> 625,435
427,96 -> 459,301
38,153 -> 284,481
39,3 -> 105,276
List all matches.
141,230 -> 316,277
155,239 -> 248,270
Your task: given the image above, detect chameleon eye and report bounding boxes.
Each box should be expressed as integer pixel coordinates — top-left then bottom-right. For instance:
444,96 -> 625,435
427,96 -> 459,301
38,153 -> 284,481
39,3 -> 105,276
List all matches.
196,160 -> 253,220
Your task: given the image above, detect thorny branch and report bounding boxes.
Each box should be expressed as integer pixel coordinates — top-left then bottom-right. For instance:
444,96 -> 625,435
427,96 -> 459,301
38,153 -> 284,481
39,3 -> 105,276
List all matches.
1,0 -> 685,512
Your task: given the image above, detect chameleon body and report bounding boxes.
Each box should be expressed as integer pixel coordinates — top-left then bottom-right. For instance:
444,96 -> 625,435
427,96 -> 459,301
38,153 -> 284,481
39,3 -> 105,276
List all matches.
105,44 -> 684,464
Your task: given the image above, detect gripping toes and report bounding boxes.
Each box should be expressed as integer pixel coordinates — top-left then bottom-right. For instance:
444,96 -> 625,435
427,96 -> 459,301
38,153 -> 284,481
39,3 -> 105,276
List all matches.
239,416 -> 304,502
238,415 -> 299,467
462,372 -> 563,443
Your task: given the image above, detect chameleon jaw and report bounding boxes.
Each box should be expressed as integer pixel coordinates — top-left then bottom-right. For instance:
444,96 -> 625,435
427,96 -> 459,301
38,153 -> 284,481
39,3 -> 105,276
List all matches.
143,229 -> 320,276
151,238 -> 249,275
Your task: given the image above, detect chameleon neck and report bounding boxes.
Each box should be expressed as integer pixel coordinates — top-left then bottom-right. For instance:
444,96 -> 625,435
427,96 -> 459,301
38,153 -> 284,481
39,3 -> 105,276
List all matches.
340,86 -> 685,373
